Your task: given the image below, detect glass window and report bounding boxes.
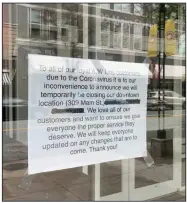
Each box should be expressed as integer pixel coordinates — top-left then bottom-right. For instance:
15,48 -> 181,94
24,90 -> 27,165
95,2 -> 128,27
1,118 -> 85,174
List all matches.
2,3 -> 186,202
101,33 -> 109,47
113,34 -> 121,48
114,4 -> 122,11
134,24 -> 142,50
49,10 -> 57,26
78,29 -> 83,43
31,27 -> 40,39
134,23 -> 142,35
100,4 -> 110,9
113,22 -> 121,48
42,29 -> 49,40
61,28 -> 67,36
134,4 -> 143,15
43,10 -> 49,25
122,4 -> 131,13
31,9 -> 41,24
101,14 -> 110,47
123,23 -> 130,48
101,18 -> 110,32
49,30 -> 57,40
61,13 -> 70,25
114,22 -> 121,33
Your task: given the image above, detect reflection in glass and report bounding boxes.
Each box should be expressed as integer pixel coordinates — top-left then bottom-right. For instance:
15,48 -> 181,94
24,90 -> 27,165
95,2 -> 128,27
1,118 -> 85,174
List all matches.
123,23 -> 130,48
135,130 -> 173,189
113,34 -> 121,48
49,30 -> 57,41
181,158 -> 185,187
134,4 -> 143,15
31,27 -> 40,39
78,29 -> 83,43
100,161 -> 122,197
114,23 -> 121,33
31,9 -> 41,24
101,33 -> 109,47
122,4 -> 131,13
49,10 -> 57,26
134,24 -> 142,50
101,19 -> 110,32
114,4 -> 122,11
61,13 -> 70,25
2,3 -> 186,201
100,4 -> 110,9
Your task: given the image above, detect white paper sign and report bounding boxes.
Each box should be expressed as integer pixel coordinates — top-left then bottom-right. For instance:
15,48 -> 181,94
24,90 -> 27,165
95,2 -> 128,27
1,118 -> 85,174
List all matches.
28,54 -> 148,174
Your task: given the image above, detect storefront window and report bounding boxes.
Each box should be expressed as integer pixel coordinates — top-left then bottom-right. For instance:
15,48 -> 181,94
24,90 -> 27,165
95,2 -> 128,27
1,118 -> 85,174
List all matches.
2,3 -> 186,202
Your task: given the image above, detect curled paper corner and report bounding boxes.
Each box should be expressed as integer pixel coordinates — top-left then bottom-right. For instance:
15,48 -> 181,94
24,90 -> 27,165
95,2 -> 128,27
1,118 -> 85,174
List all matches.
18,169 -> 35,191
143,151 -> 155,167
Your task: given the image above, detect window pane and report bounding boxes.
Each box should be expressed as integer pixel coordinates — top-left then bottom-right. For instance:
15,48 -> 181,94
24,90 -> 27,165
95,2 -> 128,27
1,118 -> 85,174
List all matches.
61,13 -> 70,25
31,9 -> 40,23
61,28 -> 68,41
101,33 -> 109,47
113,34 -> 121,48
134,38 -> 141,50
114,22 -> 121,33
134,24 -> 142,35
42,30 -> 48,40
122,4 -> 131,13
100,4 -> 110,9
61,28 -> 67,36
31,28 -> 40,39
2,3 -> 186,202
134,4 -> 143,15
123,23 -> 130,48
49,11 -> 57,26
114,4 -> 122,11
78,29 -> 83,43
43,10 -> 49,25
49,30 -> 57,40
101,19 -> 110,32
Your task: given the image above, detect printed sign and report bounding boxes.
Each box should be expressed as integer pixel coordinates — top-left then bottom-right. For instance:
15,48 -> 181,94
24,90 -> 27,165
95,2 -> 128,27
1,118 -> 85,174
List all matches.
28,55 -> 148,174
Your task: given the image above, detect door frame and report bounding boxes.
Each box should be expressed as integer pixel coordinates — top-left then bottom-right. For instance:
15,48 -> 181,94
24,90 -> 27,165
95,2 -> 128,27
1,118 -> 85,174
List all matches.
94,159 -> 129,201
128,127 -> 183,201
